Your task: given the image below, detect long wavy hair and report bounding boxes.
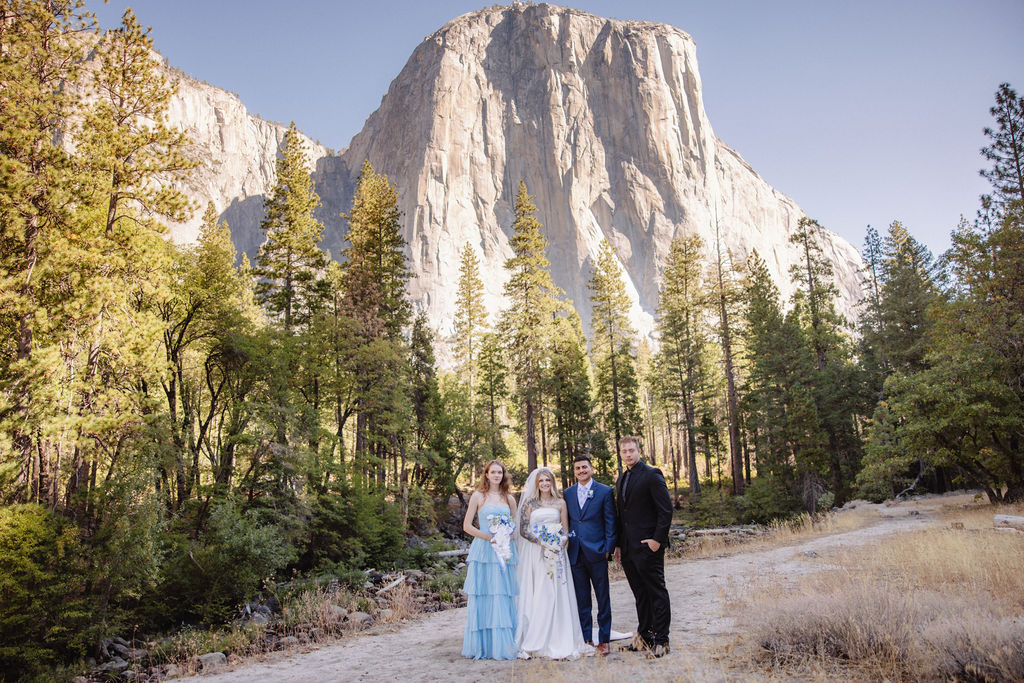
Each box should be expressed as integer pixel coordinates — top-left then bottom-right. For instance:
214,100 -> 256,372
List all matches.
476,459 -> 512,497
520,467 -> 560,507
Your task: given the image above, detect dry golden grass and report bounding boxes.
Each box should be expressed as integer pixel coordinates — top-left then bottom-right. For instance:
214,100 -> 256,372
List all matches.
380,582 -> 421,623
732,501 -> 1024,681
671,505 -> 881,562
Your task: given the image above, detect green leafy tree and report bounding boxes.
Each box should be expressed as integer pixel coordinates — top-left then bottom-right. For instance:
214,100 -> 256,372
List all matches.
157,204 -> 254,507
588,240 -> 642,473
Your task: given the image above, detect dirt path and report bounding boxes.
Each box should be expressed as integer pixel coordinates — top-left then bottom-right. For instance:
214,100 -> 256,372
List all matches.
194,501 -> 942,682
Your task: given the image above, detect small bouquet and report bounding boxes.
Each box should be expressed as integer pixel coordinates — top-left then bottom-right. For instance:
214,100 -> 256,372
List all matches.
531,522 -> 567,580
486,512 -> 515,569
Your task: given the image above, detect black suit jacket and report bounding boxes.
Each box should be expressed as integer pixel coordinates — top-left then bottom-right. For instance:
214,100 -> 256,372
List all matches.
615,461 -> 673,555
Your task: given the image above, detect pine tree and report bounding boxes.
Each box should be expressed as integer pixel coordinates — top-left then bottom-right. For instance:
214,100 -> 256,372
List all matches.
452,242 -> 488,402
338,161 -> 412,476
789,218 -> 843,371
857,225 -> 887,400
875,221 -> 938,375
708,219 -> 745,494
255,123 -> 328,333
340,160 -> 411,341
500,181 -> 564,471
0,0 -> 92,502
60,7 -> 195,514
546,314 -> 597,487
882,102 -> 1024,502
476,332 -> 508,459
739,252 -> 824,506
588,240 -> 642,473
980,83 -> 1024,211
788,218 -> 864,505
657,234 -> 707,496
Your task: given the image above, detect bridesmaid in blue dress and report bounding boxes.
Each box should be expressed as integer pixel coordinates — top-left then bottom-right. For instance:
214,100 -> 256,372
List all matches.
462,459 -> 519,659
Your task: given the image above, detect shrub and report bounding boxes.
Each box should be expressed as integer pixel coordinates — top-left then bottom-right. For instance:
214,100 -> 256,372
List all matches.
736,476 -> 801,524
299,477 -> 404,573
149,500 -> 294,626
0,505 -> 94,675
685,486 -> 742,527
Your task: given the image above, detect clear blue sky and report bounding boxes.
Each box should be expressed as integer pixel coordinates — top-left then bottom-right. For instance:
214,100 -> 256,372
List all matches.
92,0 -> 1024,257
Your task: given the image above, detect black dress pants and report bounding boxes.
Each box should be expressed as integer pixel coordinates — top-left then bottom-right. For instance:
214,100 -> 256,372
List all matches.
621,545 -> 671,646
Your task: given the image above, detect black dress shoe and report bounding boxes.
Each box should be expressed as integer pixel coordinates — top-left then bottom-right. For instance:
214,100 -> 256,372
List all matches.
620,636 -> 650,652
645,643 -> 671,658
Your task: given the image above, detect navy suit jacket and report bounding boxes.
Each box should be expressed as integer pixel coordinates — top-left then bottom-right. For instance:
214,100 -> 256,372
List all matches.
564,481 -> 617,564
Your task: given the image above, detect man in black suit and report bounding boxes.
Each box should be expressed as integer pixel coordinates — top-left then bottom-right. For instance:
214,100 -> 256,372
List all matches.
613,435 -> 673,657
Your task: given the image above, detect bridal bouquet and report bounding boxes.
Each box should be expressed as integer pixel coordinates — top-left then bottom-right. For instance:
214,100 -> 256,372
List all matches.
531,522 -> 567,580
486,512 -> 515,569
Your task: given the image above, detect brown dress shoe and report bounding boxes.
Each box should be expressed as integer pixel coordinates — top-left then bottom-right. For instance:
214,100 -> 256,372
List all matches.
595,642 -> 610,655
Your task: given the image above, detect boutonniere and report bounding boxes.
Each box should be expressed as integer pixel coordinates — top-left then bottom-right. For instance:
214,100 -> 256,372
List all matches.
587,489 -> 595,500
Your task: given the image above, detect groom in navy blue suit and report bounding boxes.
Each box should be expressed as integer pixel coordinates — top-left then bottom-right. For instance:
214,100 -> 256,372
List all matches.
564,453 -> 617,655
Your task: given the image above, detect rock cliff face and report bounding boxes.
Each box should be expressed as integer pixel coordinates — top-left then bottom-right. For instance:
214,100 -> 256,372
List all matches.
160,74 -> 330,257
164,3 -> 865,340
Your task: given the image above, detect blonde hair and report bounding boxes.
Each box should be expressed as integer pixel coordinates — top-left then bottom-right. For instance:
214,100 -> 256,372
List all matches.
619,435 -> 642,452
521,467 -> 560,506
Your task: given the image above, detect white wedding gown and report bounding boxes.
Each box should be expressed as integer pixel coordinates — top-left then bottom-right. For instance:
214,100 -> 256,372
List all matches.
515,506 -> 593,659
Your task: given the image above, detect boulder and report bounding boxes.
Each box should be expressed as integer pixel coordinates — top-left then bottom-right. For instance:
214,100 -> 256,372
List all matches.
97,657 -> 130,673
197,652 -> 227,672
345,611 -> 373,628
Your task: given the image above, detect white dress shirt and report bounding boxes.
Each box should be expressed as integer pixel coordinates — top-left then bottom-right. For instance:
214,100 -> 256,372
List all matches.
577,479 -> 593,508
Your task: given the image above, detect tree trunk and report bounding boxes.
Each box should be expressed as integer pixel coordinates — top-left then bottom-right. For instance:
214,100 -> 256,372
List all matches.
540,404 -> 548,468
525,399 -> 537,472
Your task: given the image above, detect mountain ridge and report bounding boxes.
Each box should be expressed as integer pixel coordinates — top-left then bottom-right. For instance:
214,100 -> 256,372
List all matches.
157,2 -> 865,343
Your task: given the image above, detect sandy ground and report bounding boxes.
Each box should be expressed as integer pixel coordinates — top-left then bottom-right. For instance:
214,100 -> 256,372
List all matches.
194,497 -> 955,683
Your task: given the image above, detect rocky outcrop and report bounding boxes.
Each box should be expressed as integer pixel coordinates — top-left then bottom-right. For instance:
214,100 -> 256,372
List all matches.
162,3 -> 865,342
159,69 -> 331,257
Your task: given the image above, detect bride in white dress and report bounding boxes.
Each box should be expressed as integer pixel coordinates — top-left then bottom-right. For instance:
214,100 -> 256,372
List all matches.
515,467 -> 593,659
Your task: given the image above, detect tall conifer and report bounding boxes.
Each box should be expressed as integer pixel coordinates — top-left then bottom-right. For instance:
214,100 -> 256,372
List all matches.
657,235 -> 707,496
255,123 -> 328,333
500,181 -> 564,471
588,240 -> 642,474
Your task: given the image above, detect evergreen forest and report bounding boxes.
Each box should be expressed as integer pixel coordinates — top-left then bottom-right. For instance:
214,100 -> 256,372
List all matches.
1,1 -> 1022,676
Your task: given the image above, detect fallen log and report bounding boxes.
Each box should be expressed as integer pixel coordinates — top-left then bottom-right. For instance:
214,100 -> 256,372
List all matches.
436,549 -> 470,557
994,514 -> 1024,532
376,575 -> 406,595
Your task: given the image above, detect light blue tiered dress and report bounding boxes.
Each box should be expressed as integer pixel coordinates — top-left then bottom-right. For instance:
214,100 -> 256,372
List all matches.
462,504 -> 519,660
